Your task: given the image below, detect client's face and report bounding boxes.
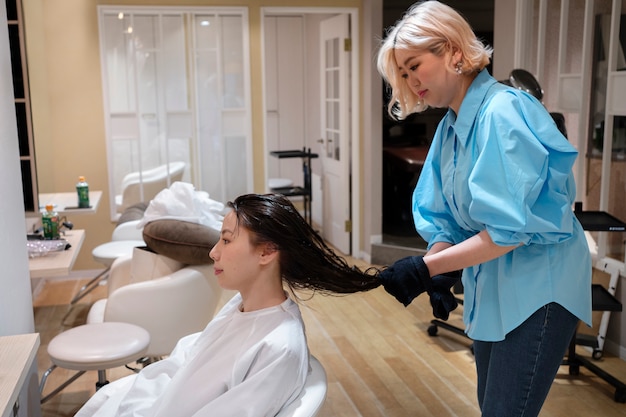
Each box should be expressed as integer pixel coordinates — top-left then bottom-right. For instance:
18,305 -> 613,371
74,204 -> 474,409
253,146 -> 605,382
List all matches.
210,211 -> 264,292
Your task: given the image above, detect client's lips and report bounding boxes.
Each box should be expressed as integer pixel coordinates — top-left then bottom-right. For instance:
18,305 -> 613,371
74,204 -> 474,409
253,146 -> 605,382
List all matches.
418,89 -> 427,98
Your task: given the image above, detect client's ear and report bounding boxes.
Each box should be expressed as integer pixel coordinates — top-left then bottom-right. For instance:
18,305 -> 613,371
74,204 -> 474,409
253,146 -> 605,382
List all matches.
258,243 -> 279,266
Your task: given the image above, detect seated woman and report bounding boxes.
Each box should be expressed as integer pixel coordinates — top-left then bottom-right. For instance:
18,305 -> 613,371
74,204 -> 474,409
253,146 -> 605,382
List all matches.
75,193 -> 380,417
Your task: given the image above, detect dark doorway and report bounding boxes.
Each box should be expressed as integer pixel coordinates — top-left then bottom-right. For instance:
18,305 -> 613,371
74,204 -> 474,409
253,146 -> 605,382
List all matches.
381,0 -> 494,248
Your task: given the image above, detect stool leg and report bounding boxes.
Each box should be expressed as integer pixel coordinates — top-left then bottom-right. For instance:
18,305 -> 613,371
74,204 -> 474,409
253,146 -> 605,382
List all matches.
39,364 -> 87,404
38,364 -> 56,396
96,370 -> 110,391
70,266 -> 110,305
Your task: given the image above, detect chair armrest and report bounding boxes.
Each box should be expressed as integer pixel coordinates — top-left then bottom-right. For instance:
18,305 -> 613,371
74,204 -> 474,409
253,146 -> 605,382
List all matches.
275,355 -> 328,417
107,254 -> 133,296
112,220 -> 144,241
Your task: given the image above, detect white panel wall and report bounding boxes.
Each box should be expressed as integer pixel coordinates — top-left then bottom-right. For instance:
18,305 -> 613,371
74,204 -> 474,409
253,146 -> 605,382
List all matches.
0,1 -> 35,336
264,15 -> 306,187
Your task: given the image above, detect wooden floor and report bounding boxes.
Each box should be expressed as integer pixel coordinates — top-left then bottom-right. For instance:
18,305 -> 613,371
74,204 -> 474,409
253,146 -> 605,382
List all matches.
33,259 -> 626,416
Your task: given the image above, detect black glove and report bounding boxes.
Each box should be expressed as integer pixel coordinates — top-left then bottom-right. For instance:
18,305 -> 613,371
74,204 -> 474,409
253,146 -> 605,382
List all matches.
378,256 -> 462,320
377,256 -> 432,307
429,270 -> 462,320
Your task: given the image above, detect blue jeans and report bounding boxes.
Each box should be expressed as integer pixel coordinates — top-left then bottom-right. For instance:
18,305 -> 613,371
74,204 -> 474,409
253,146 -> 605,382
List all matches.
473,302 -> 578,417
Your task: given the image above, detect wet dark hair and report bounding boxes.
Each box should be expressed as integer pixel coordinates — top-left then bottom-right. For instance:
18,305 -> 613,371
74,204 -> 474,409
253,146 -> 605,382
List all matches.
228,193 -> 381,295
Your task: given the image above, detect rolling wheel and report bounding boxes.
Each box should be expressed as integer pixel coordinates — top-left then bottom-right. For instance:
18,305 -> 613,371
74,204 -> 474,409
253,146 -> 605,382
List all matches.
592,349 -> 603,360
614,388 -> 626,403
427,324 -> 438,336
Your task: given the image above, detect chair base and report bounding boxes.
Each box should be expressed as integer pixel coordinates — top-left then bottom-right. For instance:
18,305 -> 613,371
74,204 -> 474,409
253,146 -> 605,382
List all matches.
70,266 -> 110,305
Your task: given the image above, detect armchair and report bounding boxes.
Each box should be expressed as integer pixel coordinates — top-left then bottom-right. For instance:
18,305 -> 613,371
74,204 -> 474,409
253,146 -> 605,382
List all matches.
115,161 -> 186,215
275,355 -> 327,417
86,247 -> 222,358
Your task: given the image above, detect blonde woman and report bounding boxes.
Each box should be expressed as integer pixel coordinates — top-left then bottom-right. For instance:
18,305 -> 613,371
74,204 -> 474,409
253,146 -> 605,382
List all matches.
376,2 -> 591,416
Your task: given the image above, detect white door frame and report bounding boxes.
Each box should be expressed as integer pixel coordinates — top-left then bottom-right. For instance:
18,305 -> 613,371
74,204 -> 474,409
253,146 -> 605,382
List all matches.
261,7 -> 360,256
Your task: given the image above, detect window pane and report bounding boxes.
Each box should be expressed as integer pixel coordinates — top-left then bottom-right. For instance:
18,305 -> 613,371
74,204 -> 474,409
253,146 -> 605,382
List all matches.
221,15 -> 244,109
162,14 -> 189,111
100,7 -> 251,218
102,13 -> 136,113
195,15 -> 218,49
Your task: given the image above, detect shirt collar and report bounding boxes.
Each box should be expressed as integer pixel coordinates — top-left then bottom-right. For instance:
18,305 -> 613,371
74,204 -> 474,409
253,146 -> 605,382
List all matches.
447,69 -> 498,146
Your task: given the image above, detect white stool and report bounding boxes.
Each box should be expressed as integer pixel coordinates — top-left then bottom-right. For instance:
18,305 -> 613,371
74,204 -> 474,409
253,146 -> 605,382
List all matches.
71,240 -> 145,304
39,322 -> 150,403
92,240 -> 146,266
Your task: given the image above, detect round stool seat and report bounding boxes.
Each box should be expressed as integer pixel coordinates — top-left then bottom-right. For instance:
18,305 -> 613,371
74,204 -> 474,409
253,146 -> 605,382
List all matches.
268,178 -> 294,189
48,322 -> 150,371
92,240 -> 145,266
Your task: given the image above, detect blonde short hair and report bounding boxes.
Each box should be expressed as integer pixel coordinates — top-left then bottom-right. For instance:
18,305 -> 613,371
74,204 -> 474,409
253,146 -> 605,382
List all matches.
377,1 -> 492,119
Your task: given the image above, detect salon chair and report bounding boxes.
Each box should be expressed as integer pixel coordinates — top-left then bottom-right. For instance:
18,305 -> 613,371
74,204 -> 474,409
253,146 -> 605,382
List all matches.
40,253 -> 221,402
42,217 -> 223,402
86,248 -> 222,358
275,355 -> 328,417
115,161 -> 186,215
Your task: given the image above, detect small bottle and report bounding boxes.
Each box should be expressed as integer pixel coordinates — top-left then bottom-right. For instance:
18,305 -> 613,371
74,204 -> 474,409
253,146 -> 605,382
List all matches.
42,204 -> 60,239
76,176 -> 90,208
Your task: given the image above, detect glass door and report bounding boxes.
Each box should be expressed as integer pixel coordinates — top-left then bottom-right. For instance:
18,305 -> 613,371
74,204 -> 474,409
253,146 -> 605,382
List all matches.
99,7 -> 252,220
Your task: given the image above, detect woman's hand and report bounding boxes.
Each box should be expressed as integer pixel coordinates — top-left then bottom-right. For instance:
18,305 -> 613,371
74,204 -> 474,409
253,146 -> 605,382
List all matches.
378,256 -> 461,319
378,256 -> 431,306
429,271 -> 462,320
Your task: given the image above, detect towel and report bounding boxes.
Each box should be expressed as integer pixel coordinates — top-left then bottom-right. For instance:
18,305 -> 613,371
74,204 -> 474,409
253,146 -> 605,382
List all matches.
137,182 -> 226,231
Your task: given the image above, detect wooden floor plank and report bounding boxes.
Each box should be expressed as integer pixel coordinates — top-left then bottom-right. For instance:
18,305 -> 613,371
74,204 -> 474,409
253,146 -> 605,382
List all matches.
32,264 -> 626,417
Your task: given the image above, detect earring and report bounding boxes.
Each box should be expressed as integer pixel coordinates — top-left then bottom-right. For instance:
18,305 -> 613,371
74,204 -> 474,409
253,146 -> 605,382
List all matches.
455,61 -> 463,74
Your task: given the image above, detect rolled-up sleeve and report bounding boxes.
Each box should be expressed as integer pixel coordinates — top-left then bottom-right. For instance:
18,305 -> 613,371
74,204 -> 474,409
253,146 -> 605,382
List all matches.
469,92 -> 578,246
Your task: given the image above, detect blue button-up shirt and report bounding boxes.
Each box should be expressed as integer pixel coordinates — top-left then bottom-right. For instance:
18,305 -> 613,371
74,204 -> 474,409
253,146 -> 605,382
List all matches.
413,69 -> 592,341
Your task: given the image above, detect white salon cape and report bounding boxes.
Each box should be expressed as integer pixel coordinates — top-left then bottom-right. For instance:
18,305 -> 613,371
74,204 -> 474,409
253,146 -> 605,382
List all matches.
75,293 -> 309,417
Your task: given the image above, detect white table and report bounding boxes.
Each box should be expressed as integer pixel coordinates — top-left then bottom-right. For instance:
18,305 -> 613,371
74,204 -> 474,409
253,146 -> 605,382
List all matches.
28,229 -> 85,279
39,191 -> 102,216
0,333 -> 40,417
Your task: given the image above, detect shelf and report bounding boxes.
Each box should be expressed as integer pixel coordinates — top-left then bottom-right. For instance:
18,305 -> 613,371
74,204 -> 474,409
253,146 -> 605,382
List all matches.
39,191 -> 103,216
269,148 -> 315,224
270,149 -> 319,159
270,186 -> 309,197
574,210 -> 626,231
591,284 -> 622,312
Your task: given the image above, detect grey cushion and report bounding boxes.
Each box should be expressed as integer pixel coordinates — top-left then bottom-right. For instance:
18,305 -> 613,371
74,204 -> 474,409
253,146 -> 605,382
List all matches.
117,202 -> 148,225
142,219 -> 219,265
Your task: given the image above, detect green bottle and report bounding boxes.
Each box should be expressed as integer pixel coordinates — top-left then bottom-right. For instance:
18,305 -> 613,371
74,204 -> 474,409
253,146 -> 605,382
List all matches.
42,204 -> 60,239
76,176 -> 90,208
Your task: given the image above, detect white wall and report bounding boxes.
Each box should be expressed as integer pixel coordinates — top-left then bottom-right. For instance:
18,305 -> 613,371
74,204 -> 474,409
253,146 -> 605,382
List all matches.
364,0 -> 384,258
492,0 -> 516,80
0,4 -> 35,336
